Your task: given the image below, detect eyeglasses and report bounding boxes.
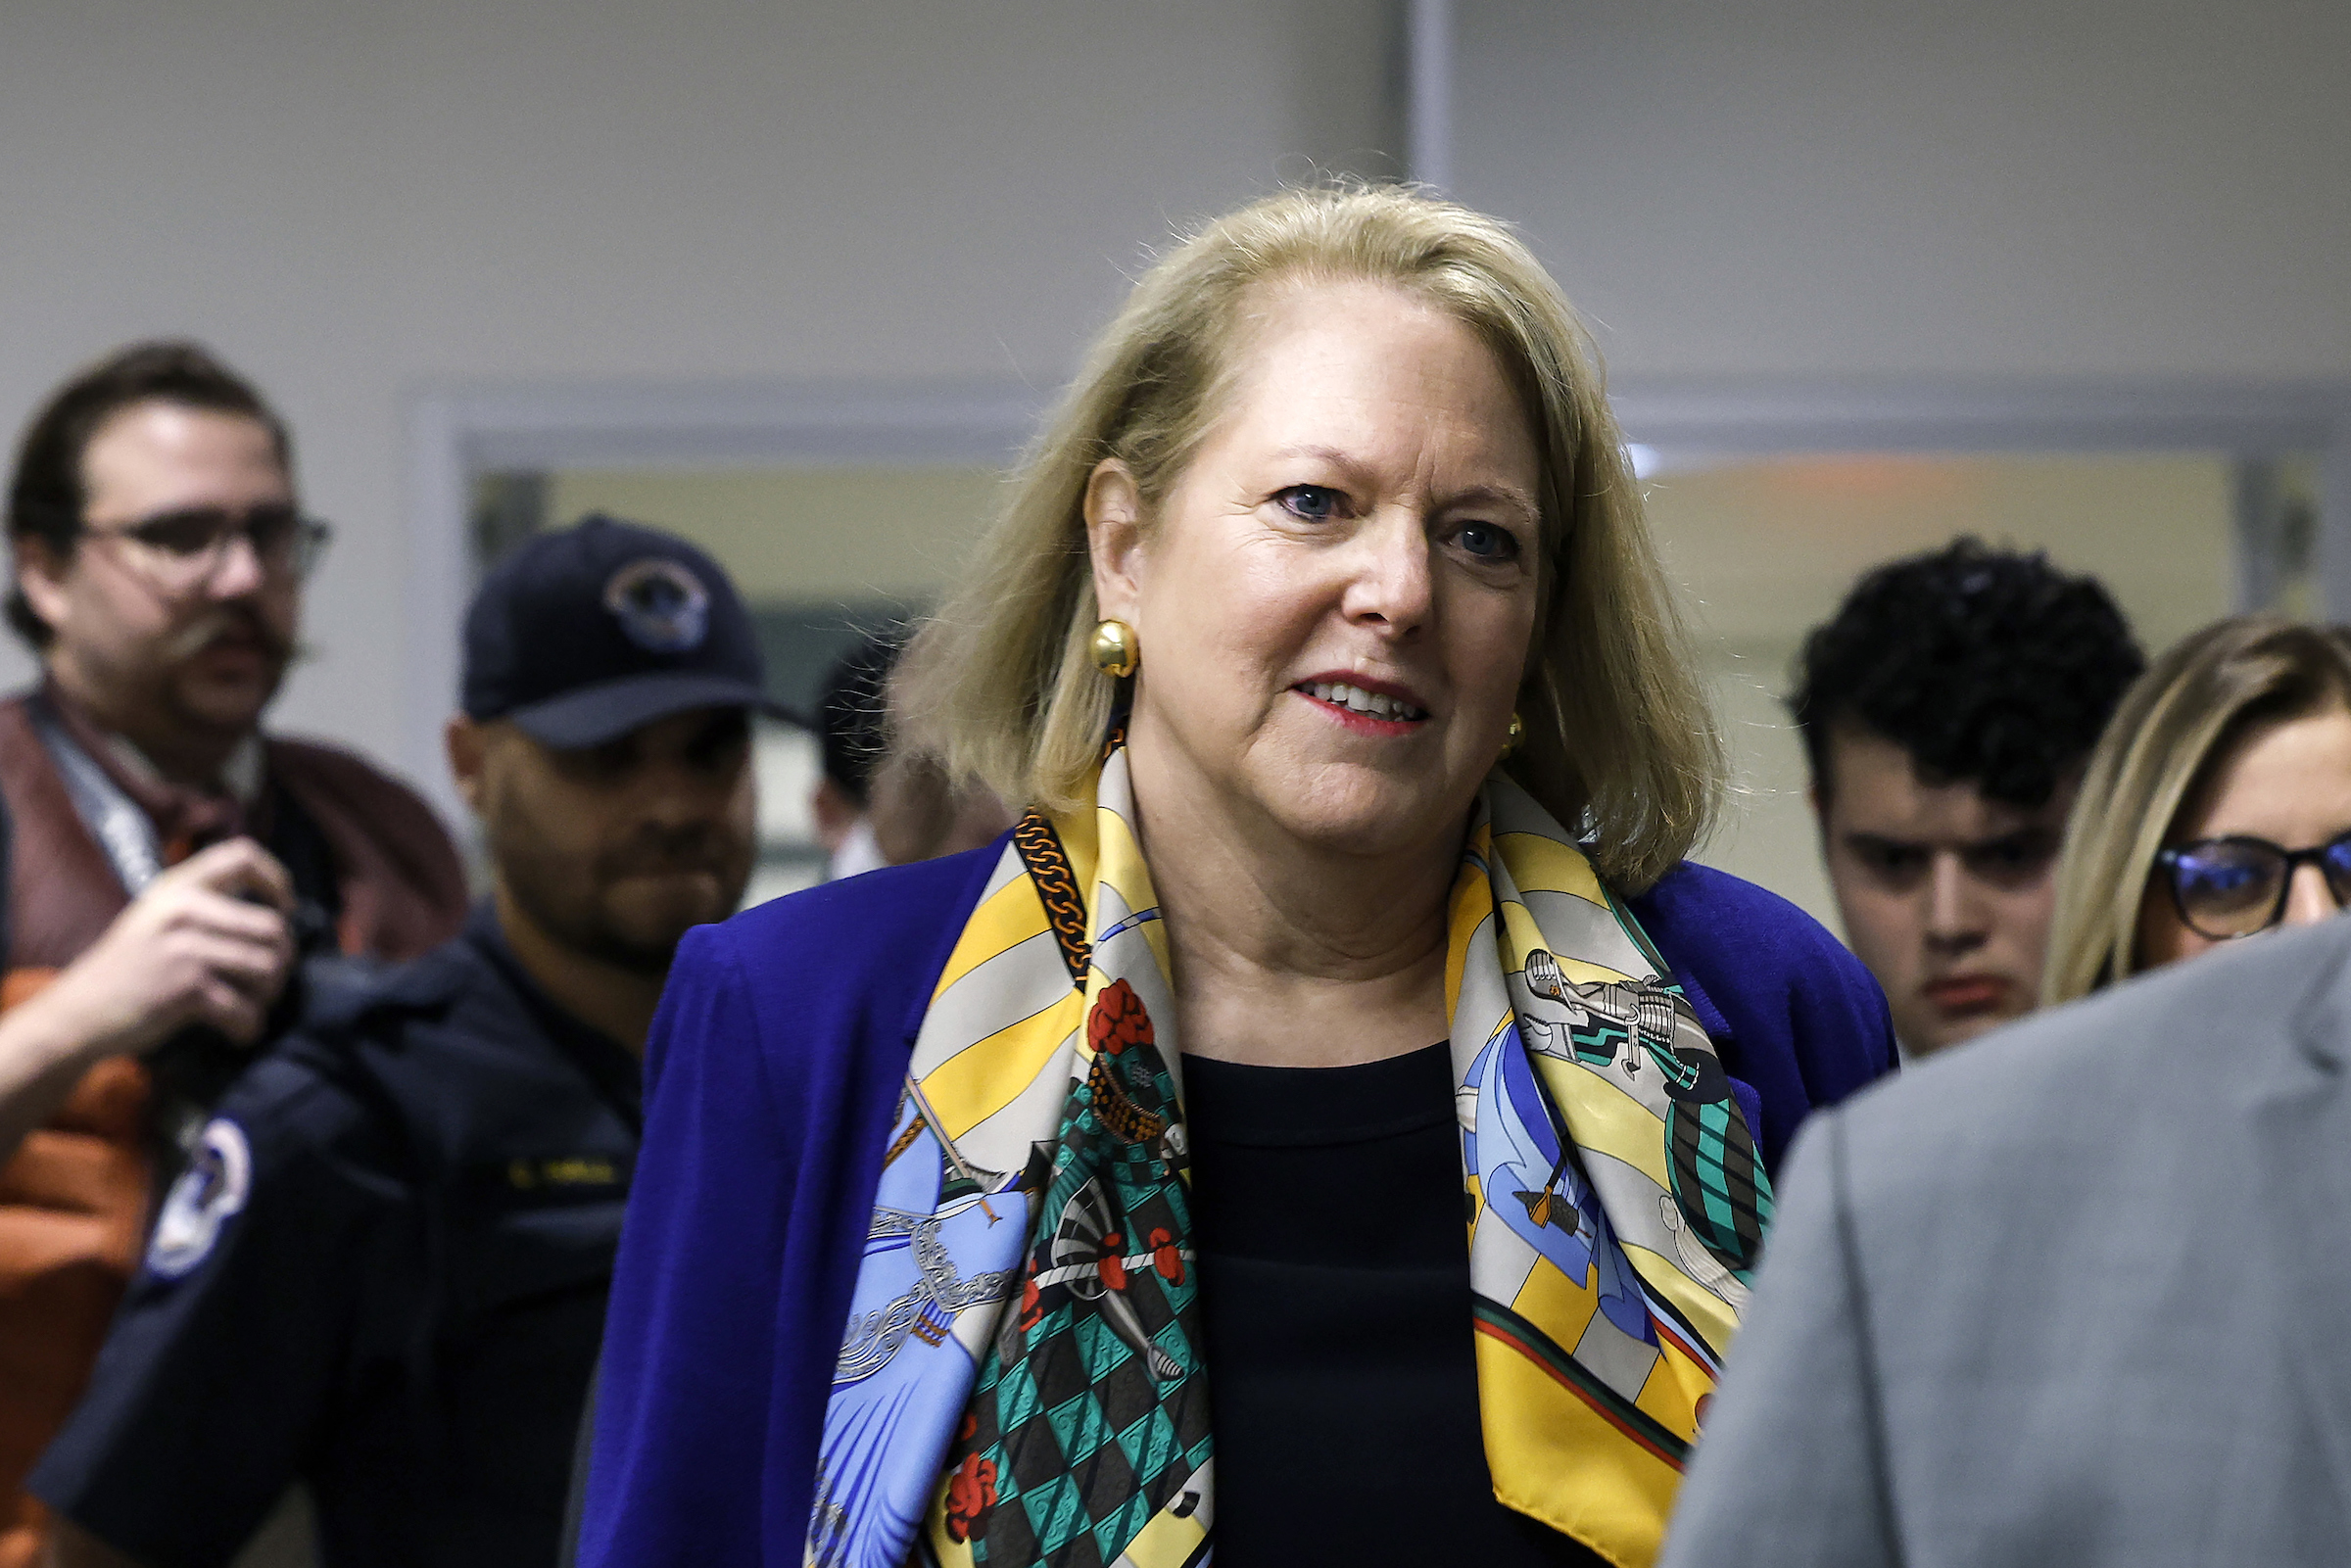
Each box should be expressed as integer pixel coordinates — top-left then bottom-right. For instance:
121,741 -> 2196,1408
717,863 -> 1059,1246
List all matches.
80,503 -> 332,592
2153,831 -> 2351,940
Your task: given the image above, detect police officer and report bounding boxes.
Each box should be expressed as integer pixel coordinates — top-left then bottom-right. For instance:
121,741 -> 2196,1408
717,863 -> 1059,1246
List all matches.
29,516 -> 772,1568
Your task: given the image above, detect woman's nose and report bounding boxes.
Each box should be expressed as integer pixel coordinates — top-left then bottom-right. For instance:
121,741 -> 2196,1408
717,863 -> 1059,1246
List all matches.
1341,512 -> 1434,632
2280,862 -> 2343,927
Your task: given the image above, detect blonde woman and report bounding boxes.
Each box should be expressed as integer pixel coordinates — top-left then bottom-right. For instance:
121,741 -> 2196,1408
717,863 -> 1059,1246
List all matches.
578,187 -> 1893,1568
2041,616 -> 2351,1003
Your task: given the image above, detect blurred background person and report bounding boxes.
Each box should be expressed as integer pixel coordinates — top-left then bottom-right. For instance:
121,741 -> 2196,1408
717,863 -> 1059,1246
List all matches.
581,186 -> 1894,1568
806,630 -> 1013,880
858,747 -> 1015,870
1791,539 -> 2143,1057
2042,616 -> 2351,1001
29,517 -> 766,1568
0,343 -> 465,1567
806,631 -> 897,879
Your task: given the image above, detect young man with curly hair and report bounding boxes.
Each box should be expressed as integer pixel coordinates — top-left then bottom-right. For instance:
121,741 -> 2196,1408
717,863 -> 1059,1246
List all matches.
1791,539 -> 2144,1057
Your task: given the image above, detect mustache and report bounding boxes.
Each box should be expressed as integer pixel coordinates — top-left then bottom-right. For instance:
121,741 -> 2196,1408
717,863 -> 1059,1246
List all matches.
162,605 -> 294,665
595,824 -> 744,880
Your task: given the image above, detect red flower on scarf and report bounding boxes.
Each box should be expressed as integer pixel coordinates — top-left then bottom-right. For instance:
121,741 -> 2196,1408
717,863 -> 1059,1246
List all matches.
1097,1231 -> 1128,1291
943,1452 -> 997,1543
1019,1269 -> 1042,1331
1087,978 -> 1153,1058
1149,1226 -> 1184,1285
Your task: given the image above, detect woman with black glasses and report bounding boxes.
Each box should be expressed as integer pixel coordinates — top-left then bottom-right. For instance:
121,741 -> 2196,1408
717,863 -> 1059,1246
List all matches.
2043,616 -> 2351,1001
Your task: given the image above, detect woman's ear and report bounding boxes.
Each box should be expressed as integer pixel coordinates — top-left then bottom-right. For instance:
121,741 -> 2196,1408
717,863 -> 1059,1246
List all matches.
1083,458 -> 1146,627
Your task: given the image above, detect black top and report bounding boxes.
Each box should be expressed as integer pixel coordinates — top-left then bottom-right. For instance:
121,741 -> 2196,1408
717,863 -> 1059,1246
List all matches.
1183,1042 -> 1607,1568
32,904 -> 643,1568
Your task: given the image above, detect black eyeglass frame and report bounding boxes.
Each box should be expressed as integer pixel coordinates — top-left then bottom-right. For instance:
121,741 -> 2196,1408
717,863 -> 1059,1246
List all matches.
2153,829 -> 2351,941
71,503 -> 334,586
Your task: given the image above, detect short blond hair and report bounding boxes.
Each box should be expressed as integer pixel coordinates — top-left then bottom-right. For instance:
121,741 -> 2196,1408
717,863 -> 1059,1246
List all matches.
894,184 -> 1719,891
2043,615 -> 2351,1003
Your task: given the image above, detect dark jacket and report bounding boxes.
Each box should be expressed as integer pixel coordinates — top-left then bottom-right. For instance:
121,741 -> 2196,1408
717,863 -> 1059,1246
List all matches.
0,689 -> 466,1563
32,907 -> 640,1568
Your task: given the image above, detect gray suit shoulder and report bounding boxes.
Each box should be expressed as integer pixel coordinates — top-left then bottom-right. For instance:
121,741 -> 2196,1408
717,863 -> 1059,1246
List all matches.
1671,920 -> 2351,1568
1822,919 -> 2351,1208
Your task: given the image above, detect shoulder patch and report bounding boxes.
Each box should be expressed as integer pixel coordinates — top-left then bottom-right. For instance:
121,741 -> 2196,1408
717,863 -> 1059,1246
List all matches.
146,1118 -> 254,1279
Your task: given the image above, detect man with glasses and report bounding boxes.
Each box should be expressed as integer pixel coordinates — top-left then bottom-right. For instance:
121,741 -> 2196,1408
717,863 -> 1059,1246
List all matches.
0,342 -> 465,1565
33,517 -> 767,1568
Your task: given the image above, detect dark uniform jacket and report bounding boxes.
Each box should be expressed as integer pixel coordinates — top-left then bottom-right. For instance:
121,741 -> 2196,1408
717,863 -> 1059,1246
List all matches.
30,905 -> 642,1568
0,687 -> 466,1566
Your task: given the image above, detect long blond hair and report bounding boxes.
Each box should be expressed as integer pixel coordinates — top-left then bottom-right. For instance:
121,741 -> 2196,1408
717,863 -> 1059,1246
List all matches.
2042,616 -> 2351,1003
893,184 -> 1719,891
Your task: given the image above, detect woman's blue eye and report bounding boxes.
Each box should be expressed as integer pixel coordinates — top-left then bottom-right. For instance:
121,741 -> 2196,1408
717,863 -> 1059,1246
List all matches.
1277,485 -> 1342,520
1459,521 -> 1516,560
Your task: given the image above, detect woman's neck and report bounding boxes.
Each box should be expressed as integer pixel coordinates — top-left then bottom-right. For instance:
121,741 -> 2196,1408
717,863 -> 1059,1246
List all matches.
1127,739 -> 1462,1069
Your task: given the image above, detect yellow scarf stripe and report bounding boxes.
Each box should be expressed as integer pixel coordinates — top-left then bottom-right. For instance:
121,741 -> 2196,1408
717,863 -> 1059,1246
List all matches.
917,995 -> 1086,1144
931,872 -> 1052,1000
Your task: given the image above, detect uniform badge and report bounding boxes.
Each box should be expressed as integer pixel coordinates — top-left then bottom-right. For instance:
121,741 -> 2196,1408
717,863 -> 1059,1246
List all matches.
146,1118 -> 253,1280
602,557 -> 710,652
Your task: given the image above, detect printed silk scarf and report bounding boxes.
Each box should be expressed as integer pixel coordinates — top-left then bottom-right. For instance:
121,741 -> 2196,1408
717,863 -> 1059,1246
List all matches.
807,737 -> 1772,1568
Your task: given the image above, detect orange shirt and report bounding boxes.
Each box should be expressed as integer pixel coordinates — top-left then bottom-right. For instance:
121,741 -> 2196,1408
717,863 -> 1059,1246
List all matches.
0,1040 -> 150,1568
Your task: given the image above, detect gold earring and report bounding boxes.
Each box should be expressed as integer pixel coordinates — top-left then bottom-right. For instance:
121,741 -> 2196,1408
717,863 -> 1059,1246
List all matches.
1091,619 -> 1138,679
1501,711 -> 1525,760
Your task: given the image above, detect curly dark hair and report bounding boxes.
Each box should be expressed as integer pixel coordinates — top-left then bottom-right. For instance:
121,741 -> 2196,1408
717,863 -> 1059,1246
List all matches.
1791,538 -> 2145,810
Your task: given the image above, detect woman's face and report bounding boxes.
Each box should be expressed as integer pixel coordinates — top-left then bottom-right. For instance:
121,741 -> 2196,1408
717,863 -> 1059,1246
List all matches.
1089,279 -> 1544,860
2136,703 -> 2351,970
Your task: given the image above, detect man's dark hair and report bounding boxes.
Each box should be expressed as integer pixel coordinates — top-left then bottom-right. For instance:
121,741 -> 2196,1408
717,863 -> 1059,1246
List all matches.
1791,537 -> 2144,810
5,340 -> 292,646
818,631 -> 905,806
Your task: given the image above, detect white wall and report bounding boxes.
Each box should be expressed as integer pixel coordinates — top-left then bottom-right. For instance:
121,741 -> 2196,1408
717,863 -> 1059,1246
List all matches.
6,0 -> 2345,811
0,0 -> 1399,794
1455,0 -> 2351,379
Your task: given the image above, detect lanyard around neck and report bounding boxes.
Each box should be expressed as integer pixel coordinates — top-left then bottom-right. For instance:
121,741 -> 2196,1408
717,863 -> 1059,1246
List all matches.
27,693 -> 164,896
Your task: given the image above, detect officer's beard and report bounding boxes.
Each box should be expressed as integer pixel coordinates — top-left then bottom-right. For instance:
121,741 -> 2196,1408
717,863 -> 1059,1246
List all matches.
497,820 -> 753,978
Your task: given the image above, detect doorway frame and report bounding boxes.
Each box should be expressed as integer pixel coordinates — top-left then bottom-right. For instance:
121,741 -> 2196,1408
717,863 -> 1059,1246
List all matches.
402,378 -> 1043,825
404,373 -> 2351,823
1616,377 -> 2351,610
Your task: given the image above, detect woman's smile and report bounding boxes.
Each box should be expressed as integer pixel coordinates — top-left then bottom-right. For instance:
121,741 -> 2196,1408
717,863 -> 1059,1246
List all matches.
1292,673 -> 1433,735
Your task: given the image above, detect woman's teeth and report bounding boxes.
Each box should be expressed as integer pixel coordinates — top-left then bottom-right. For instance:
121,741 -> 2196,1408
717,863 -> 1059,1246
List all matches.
1303,681 -> 1428,721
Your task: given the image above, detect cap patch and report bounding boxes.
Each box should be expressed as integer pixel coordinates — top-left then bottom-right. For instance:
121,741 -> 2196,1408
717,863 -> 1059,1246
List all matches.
146,1118 -> 253,1280
603,557 -> 710,653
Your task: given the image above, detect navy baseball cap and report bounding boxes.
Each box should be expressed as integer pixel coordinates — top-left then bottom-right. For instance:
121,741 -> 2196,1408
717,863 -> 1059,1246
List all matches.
462,514 -> 782,748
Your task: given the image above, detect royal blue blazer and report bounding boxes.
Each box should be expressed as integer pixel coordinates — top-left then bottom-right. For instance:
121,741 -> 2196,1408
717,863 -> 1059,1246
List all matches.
575,842 -> 1895,1567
